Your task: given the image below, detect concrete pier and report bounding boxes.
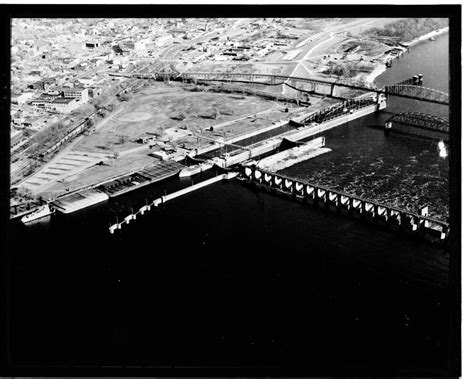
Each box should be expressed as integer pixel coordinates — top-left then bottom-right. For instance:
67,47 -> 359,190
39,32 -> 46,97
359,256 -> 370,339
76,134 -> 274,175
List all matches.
109,172 -> 238,233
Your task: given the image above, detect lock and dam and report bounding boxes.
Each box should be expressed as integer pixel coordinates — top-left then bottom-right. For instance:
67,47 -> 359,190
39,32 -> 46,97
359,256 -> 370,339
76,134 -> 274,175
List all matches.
104,75 -> 449,244
10,26 -> 452,370
15,69 -> 450,245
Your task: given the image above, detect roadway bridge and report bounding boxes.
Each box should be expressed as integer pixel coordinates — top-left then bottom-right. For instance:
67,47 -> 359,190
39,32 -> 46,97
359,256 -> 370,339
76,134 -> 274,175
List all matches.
164,71 -> 379,98
154,70 -> 449,105
110,68 -> 449,105
240,164 -> 449,244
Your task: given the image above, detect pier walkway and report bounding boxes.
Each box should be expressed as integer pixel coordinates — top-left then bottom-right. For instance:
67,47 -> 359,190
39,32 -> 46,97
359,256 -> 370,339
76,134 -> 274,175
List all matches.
109,172 -> 238,233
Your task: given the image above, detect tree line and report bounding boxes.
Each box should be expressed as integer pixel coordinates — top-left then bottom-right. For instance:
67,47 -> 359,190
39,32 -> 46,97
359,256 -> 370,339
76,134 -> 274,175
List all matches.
364,18 -> 449,43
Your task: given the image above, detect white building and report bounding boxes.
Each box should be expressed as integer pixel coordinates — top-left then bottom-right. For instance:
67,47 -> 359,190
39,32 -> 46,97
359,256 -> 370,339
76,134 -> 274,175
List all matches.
51,98 -> 79,113
12,92 -> 35,105
58,86 -> 89,103
30,97 -> 80,113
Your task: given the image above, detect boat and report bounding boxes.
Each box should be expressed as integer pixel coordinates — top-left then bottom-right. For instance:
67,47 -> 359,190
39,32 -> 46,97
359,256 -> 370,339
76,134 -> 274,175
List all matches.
21,204 -> 54,224
429,36 -> 436,41
179,162 -> 214,177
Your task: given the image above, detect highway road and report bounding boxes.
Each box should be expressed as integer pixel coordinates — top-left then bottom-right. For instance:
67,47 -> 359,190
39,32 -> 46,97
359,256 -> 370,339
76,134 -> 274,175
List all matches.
282,18 -> 387,95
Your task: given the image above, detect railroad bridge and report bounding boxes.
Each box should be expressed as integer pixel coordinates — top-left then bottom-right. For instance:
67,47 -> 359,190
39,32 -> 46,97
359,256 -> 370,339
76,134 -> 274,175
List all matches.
240,164 -> 449,244
384,112 -> 449,140
387,112 -> 449,132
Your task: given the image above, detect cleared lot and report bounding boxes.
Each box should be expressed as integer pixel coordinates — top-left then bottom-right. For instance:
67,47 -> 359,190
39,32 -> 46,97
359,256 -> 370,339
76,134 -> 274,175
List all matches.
75,84 -> 278,154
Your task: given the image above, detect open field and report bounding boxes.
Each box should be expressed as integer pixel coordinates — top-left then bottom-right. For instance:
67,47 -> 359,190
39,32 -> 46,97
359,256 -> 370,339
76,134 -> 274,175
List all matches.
31,80 -> 337,199
75,82 -> 278,154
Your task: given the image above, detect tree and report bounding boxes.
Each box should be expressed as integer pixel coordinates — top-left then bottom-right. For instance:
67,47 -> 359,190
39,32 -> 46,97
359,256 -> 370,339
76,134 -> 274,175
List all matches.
118,93 -> 131,102
17,186 -> 35,200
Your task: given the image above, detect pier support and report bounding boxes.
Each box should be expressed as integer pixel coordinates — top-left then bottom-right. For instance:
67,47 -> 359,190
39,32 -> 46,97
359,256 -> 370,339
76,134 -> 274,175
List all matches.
317,188 -> 327,207
264,173 -> 273,184
274,176 -> 283,189
295,182 -> 304,195
363,202 -> 376,220
328,192 -> 339,212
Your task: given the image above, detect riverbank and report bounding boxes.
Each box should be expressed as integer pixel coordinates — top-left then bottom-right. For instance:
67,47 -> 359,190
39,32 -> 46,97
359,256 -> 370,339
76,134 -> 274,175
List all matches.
364,27 -> 449,84
404,27 -> 449,47
364,63 -> 387,84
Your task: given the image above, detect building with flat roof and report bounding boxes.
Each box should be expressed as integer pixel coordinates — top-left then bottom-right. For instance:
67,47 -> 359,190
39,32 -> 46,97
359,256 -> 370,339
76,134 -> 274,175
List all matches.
48,86 -> 89,103
30,97 -> 78,113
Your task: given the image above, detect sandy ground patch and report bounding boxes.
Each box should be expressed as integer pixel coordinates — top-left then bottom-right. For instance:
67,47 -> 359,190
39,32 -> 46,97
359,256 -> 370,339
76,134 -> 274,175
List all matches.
117,111 -> 153,123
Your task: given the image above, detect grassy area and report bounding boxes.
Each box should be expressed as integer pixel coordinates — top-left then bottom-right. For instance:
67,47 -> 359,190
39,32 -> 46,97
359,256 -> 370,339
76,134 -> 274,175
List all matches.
74,82 -> 277,154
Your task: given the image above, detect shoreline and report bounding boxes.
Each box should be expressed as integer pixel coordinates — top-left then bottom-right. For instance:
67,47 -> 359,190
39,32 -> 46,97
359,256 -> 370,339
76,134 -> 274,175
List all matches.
404,26 -> 449,47
364,63 -> 387,84
365,26 -> 449,84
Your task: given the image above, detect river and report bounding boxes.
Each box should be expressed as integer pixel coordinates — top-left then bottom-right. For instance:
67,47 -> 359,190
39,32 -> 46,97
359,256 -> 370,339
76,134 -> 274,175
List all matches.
280,32 -> 449,221
8,33 -> 451,372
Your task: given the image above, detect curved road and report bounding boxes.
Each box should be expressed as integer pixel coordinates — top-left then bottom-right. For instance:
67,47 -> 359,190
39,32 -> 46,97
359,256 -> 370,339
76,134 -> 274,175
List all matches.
282,18 -> 388,95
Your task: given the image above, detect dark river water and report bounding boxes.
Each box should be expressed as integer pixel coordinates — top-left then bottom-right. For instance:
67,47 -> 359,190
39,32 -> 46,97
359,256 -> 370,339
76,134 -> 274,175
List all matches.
281,32 -> 449,221
8,33 -> 452,373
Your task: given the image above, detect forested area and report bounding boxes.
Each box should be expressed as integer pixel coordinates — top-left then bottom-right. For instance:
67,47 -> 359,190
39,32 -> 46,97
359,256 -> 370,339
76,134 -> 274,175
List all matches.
364,18 -> 449,42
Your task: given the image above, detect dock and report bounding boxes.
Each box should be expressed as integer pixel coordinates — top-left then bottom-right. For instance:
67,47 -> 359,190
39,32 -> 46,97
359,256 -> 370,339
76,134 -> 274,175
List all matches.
53,188 -> 109,214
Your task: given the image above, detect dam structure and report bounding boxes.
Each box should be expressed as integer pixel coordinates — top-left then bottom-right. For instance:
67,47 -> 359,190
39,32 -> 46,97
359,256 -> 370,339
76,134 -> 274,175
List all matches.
18,69 -> 446,235
240,165 -> 449,245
